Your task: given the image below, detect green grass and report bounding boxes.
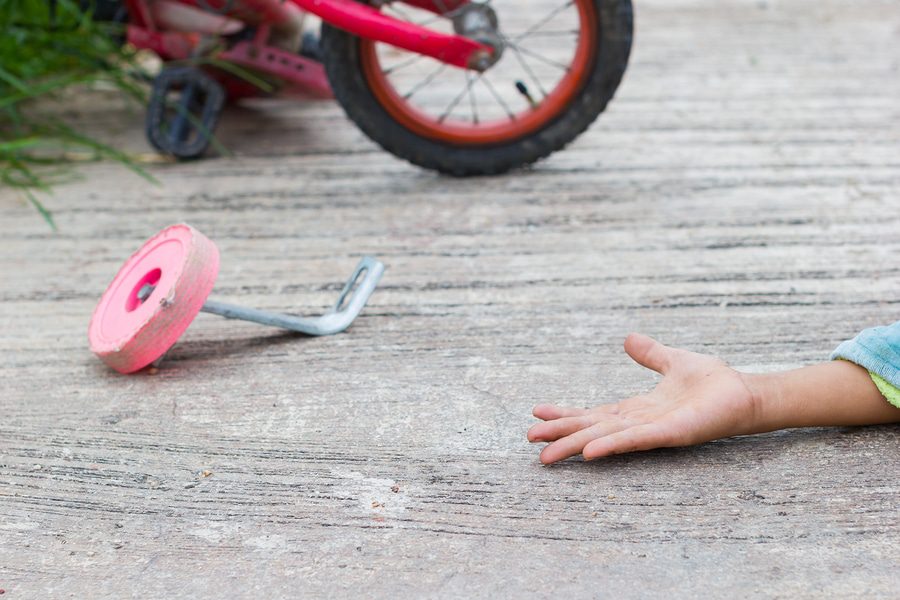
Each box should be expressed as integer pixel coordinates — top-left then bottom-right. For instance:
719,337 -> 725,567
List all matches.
0,0 -> 152,229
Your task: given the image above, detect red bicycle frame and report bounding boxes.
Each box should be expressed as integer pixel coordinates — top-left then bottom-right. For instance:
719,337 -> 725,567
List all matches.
126,0 -> 491,70
294,0 -> 488,68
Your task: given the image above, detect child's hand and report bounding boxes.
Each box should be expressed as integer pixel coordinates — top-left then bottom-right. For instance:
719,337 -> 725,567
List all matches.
527,333 -> 762,464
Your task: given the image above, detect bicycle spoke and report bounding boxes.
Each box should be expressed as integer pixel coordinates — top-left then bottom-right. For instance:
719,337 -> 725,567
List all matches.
438,70 -> 481,123
505,40 -> 571,72
383,53 -> 427,75
466,71 -> 479,124
513,0 -> 575,44
384,0 -> 447,27
509,43 -> 549,98
403,62 -> 449,100
384,2 -> 415,22
387,0 -> 447,25
480,75 -> 516,121
415,13 -> 446,27
504,29 -> 579,38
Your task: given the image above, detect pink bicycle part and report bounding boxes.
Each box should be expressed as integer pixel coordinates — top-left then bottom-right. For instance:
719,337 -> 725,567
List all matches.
88,224 -> 220,374
126,0 -> 491,70
89,224 -> 384,374
218,41 -> 333,98
291,0 -> 492,69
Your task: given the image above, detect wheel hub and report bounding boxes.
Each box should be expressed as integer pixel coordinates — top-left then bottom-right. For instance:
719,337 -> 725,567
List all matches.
452,2 -> 504,71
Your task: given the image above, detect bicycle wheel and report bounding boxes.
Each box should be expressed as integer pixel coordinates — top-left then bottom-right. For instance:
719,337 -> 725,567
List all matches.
321,0 -> 632,175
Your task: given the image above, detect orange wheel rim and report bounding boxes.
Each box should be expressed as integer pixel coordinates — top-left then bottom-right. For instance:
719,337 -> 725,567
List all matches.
360,0 -> 599,146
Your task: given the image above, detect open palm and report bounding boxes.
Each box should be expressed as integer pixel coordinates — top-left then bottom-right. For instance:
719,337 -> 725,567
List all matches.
528,333 -> 761,464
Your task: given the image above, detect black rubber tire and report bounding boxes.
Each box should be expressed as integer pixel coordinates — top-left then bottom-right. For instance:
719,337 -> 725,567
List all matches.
320,0 -> 633,176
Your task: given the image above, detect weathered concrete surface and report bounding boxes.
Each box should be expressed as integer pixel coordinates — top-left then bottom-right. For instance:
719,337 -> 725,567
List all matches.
1,0 -> 899,597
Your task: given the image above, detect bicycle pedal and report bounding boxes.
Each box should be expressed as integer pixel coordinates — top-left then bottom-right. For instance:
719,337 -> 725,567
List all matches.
146,66 -> 225,160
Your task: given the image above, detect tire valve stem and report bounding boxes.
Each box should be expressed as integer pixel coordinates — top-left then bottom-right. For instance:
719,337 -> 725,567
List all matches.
515,80 -> 538,110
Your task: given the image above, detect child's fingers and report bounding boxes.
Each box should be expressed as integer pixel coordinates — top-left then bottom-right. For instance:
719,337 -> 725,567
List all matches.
528,415 -> 603,442
582,423 -> 676,460
539,420 -> 631,465
532,404 -> 591,420
623,333 -> 675,375
533,403 -> 622,421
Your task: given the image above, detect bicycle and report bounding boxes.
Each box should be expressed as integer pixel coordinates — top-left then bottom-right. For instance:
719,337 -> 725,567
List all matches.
120,0 -> 633,175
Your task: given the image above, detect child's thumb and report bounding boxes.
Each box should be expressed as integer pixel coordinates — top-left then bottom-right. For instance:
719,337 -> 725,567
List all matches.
624,333 -> 674,375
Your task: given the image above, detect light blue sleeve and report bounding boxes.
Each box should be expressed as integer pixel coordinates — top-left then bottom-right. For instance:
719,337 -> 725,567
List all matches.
831,320 -> 900,389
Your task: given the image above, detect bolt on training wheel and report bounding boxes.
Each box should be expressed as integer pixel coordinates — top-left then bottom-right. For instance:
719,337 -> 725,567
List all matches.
89,224 -> 385,374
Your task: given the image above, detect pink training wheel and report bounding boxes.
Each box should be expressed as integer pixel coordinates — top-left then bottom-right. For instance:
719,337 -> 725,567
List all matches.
88,224 -> 220,374
89,225 -> 384,374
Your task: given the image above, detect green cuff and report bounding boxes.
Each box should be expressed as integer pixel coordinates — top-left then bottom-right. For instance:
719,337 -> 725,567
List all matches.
869,372 -> 900,409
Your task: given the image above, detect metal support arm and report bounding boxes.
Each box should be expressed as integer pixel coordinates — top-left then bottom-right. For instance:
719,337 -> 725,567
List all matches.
200,256 -> 384,336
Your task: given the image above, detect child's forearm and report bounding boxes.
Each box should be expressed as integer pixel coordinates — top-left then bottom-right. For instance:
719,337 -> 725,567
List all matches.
529,335 -> 900,463
744,360 -> 900,433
